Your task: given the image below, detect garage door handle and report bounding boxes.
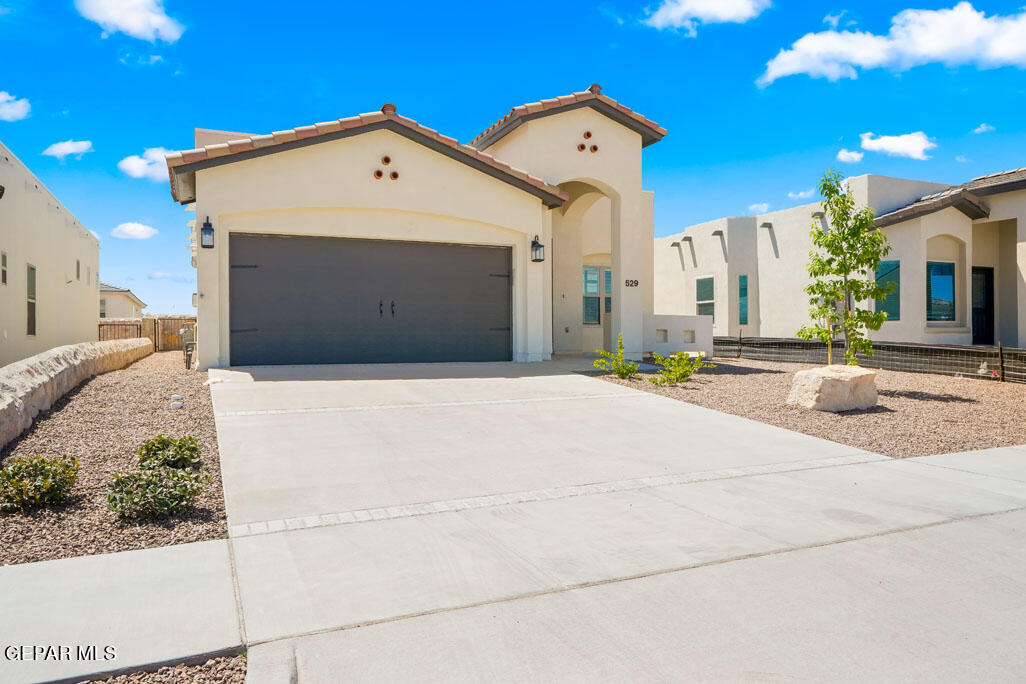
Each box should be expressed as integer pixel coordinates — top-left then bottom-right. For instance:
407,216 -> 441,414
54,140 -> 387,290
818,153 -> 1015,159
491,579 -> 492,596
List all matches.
379,300 -> 384,318
391,300 -> 397,319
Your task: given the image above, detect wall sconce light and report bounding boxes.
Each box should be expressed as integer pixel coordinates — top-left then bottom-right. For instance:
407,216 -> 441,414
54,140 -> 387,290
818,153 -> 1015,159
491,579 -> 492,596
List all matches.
531,235 -> 545,262
200,216 -> 214,248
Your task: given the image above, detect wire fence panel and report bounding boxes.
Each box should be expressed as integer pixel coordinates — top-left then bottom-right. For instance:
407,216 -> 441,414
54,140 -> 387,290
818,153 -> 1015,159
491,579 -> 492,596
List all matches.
714,337 -> 1026,384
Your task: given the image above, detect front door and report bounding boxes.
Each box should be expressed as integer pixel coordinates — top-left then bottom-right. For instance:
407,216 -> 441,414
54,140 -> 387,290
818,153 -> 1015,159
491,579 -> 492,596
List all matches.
971,266 -> 994,346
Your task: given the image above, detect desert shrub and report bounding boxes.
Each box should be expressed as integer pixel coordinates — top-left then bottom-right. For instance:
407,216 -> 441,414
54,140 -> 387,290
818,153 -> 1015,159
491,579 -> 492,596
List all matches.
649,352 -> 715,387
107,466 -> 209,519
594,334 -> 640,380
137,434 -> 202,470
0,456 -> 80,511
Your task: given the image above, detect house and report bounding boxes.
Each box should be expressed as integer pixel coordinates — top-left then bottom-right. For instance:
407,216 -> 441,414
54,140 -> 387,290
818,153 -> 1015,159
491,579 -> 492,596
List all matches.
654,171 -> 1026,348
99,282 -> 147,318
0,141 -> 99,367
166,85 -> 712,369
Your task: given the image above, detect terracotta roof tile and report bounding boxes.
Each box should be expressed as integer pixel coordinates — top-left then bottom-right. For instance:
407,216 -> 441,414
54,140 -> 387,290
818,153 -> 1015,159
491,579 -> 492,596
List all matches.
471,84 -> 666,149
165,103 -> 568,207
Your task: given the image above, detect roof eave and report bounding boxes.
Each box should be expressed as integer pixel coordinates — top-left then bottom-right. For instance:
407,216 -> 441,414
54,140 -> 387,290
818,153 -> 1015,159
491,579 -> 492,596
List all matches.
166,118 -> 566,209
473,99 -> 667,151
874,190 -> 990,229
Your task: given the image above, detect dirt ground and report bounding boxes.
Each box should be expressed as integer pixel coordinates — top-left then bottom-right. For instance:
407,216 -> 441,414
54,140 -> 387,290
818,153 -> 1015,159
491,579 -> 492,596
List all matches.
1,352 -> 227,566
600,358 -> 1026,459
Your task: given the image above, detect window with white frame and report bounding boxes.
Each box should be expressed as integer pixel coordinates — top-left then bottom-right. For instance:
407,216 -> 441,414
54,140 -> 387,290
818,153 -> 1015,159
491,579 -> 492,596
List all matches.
583,267 -> 601,324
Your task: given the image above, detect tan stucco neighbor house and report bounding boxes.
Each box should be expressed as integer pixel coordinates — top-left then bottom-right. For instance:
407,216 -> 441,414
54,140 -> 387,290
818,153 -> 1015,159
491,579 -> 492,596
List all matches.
99,282 -> 147,319
0,141 -> 99,367
655,170 -> 1026,348
166,85 -> 712,370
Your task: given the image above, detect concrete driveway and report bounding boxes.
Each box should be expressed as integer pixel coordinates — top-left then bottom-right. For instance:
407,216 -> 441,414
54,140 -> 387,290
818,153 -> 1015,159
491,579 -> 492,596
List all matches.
207,362 -> 1026,682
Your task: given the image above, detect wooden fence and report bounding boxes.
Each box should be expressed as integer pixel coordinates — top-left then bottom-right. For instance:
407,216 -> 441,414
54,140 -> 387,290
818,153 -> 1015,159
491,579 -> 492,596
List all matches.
98,316 -> 197,352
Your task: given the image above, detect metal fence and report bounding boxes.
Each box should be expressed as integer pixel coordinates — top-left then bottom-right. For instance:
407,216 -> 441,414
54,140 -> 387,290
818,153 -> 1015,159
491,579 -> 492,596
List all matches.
714,337 -> 1026,384
98,316 -> 196,352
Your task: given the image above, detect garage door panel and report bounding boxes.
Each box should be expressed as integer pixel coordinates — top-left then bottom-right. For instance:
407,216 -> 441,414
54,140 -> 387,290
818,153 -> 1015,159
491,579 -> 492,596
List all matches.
229,234 -> 512,365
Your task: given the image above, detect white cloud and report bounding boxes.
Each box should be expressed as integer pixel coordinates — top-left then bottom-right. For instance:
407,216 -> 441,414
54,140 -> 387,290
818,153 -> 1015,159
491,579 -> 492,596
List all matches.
837,148 -> 864,163
0,91 -> 30,121
748,202 -> 770,214
644,0 -> 771,35
118,147 -> 170,181
149,271 -> 191,282
111,222 -> 158,239
972,122 -> 995,133
42,139 -> 94,160
823,11 -> 845,29
788,188 -> 815,199
956,155 -> 970,162
759,2 -> 1026,86
860,131 -> 936,160
74,0 -> 184,43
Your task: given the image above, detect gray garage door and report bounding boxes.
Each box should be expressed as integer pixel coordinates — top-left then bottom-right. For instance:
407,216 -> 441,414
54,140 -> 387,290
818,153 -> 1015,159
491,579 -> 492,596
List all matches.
229,234 -> 512,365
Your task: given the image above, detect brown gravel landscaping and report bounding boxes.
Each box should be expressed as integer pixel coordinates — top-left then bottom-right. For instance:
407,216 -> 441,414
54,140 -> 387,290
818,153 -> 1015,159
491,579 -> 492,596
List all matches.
89,654 -> 246,684
0,352 -> 227,566
599,358 -> 1026,459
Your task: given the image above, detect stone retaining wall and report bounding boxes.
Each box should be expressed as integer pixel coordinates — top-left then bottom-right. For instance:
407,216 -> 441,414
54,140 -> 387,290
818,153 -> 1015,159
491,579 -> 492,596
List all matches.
0,339 -> 153,450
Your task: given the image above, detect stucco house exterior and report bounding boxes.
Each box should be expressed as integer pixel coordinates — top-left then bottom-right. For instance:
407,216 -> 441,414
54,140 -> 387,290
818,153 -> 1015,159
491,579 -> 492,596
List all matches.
654,170 -> 1026,348
0,141 -> 99,367
166,85 -> 712,369
99,282 -> 146,318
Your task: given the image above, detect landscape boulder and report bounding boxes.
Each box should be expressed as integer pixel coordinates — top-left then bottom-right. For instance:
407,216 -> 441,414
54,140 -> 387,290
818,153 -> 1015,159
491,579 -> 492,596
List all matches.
786,365 -> 878,412
0,339 -> 153,450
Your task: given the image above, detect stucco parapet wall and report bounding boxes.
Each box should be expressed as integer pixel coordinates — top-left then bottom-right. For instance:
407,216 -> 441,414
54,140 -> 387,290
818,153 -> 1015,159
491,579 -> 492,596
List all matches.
0,339 -> 153,450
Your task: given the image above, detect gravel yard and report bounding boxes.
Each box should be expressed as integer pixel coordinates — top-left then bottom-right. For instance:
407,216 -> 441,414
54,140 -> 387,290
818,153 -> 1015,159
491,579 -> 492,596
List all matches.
599,358 -> 1026,459
0,352 -> 226,566
88,654 -> 246,684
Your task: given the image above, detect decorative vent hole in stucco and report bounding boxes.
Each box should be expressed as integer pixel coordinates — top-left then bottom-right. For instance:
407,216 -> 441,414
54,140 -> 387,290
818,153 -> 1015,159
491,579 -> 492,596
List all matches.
577,143 -> 586,152
682,330 -> 696,343
390,171 -> 399,180
656,329 -> 668,343
381,155 -> 391,165
373,169 -> 384,179
590,145 -> 599,153
583,131 -> 592,139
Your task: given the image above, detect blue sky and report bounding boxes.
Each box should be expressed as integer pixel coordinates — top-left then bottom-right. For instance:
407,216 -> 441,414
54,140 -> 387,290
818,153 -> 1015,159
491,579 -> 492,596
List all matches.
2,0 -> 1025,313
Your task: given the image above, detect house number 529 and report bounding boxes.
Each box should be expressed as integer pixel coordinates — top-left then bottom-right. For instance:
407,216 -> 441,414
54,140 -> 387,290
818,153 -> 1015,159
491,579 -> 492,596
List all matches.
624,279 -> 639,287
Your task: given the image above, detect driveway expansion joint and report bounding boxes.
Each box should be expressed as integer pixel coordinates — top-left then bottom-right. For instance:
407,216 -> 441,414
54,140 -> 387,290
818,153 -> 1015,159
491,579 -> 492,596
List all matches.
228,451 -> 885,538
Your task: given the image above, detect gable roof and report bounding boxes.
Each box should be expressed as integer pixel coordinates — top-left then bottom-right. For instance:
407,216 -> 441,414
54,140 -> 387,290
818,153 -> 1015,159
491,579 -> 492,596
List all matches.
100,282 -> 146,308
165,104 -> 568,208
470,84 -> 667,151
875,187 -> 990,228
874,165 -> 1026,228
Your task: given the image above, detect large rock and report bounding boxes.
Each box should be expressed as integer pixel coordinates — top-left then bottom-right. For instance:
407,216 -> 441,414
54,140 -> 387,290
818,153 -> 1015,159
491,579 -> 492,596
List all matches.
0,339 -> 153,450
786,364 -> 878,412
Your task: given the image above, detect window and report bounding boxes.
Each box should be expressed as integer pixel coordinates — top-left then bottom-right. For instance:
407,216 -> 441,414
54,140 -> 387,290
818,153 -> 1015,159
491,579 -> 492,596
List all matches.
27,264 -> 36,335
76,259 -> 80,281
875,260 -> 900,321
583,267 -> 601,324
604,269 -> 612,295
926,261 -> 956,322
1,251 -> 6,285
696,277 -> 714,321
738,275 -> 748,326
100,298 -> 106,318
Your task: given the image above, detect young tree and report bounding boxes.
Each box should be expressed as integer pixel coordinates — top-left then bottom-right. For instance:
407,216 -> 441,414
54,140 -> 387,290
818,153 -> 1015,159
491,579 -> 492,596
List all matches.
797,170 -> 895,365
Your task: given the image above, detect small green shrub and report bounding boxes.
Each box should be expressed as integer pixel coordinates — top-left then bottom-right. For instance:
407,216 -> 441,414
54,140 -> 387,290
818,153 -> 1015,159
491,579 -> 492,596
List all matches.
594,334 -> 640,380
107,467 -> 210,519
649,352 -> 715,387
137,434 -> 202,470
0,456 -> 80,511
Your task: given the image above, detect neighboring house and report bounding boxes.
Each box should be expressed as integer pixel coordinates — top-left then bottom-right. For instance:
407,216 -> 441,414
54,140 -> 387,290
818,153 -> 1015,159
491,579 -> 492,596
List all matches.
99,282 -> 146,318
166,85 -> 712,369
0,141 -> 99,367
654,171 -> 1026,348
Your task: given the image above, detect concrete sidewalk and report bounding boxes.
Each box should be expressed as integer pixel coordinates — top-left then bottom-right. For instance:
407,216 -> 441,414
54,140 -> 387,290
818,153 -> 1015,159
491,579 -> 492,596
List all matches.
0,540 -> 241,684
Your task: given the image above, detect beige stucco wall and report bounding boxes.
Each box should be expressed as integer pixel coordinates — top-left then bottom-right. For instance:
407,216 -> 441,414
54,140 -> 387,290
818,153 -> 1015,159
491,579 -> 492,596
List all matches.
191,128 -> 551,369
980,190 -> 1026,346
101,291 -> 144,319
483,107 -> 650,359
0,142 -> 99,368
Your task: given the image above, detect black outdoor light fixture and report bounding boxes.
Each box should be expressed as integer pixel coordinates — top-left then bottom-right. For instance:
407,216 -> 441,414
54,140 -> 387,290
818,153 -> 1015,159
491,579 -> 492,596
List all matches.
200,216 -> 214,248
531,235 -> 545,262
